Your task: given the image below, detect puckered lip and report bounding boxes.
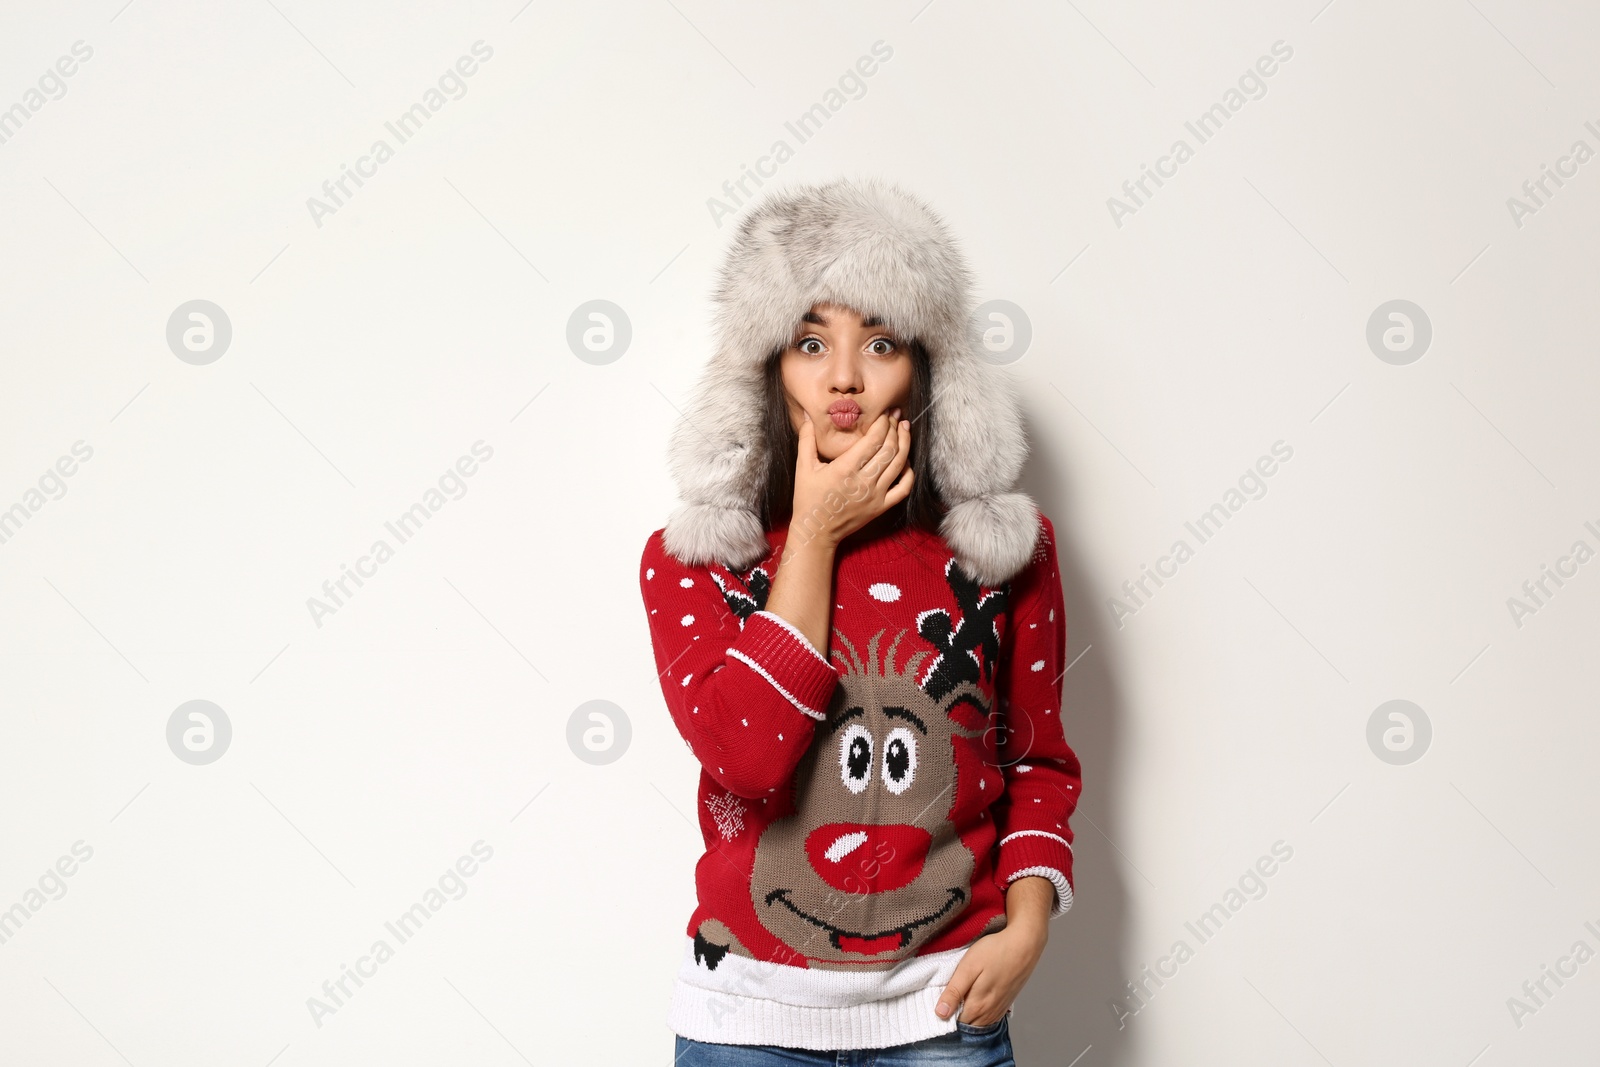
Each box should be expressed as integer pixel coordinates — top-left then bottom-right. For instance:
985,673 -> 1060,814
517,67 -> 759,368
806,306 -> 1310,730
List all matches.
827,398 -> 862,415
762,886 -> 966,955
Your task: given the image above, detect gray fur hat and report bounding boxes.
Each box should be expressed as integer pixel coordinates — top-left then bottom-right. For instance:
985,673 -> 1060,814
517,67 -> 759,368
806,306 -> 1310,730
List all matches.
661,176 -> 1041,587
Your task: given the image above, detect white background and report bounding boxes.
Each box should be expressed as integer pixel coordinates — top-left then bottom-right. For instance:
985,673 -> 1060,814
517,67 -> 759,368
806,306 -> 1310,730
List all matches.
1,1 -> 1597,1064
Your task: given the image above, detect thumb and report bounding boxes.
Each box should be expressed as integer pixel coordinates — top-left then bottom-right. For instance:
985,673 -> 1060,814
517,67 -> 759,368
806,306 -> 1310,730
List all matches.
936,958 -> 977,1020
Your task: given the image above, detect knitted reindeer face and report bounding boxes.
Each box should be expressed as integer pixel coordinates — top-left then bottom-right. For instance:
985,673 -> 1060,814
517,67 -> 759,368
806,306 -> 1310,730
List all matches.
745,558 -> 1009,971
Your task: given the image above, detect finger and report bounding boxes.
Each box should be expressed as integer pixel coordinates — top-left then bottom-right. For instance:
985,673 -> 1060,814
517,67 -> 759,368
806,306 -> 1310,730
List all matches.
875,418 -> 911,492
956,977 -> 997,1025
936,959 -> 975,1020
864,411 -> 904,478
796,410 -> 818,469
883,466 -> 914,507
843,414 -> 899,506
849,413 -> 900,487
837,410 -> 895,469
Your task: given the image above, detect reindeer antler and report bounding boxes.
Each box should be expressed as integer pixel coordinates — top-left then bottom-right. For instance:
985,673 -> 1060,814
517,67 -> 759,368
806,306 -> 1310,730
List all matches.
833,624 -> 980,728
832,627 -> 930,684
711,563 -> 772,626
915,557 -> 1008,702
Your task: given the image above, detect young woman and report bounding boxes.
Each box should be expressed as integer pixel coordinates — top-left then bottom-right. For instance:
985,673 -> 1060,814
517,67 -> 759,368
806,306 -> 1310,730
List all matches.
640,178 -> 1082,1065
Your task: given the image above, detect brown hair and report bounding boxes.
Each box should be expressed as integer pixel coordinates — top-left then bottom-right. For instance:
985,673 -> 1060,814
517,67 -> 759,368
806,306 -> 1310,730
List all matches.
756,336 -> 947,536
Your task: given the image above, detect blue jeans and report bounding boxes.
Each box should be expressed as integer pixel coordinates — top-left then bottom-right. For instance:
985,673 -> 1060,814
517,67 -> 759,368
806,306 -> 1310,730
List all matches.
673,1015 -> 1015,1066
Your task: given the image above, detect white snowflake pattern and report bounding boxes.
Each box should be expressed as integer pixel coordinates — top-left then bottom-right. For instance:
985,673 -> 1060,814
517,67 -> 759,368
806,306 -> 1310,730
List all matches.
707,791 -> 748,840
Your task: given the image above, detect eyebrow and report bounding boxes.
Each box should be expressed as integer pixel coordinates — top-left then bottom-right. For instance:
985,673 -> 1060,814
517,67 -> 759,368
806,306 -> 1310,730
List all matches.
824,704 -> 927,735
800,311 -> 886,329
825,706 -> 864,735
882,706 -> 927,734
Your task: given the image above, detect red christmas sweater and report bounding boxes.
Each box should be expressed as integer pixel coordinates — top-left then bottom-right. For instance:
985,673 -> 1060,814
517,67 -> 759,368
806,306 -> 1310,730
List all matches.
639,512 -> 1082,1050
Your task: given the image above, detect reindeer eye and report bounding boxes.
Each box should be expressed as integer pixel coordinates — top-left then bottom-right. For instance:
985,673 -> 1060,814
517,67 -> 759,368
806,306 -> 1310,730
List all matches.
839,722 -> 872,793
882,727 -> 917,794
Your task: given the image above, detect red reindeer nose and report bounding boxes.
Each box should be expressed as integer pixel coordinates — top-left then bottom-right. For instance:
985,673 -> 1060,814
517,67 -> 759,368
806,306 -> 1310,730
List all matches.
805,822 -> 931,893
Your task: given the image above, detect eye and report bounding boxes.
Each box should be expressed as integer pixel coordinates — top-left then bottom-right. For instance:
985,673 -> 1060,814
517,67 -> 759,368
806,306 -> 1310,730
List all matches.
839,722 -> 872,793
881,726 -> 917,794
868,337 -> 896,355
798,337 -> 825,355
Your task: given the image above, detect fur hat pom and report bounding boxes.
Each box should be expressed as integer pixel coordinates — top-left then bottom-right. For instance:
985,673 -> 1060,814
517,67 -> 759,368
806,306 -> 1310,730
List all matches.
940,492 -> 1043,587
662,176 -> 1042,585
660,501 -> 771,575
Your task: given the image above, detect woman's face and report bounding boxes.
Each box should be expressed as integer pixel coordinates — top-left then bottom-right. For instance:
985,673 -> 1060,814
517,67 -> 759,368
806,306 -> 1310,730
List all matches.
780,302 -> 913,461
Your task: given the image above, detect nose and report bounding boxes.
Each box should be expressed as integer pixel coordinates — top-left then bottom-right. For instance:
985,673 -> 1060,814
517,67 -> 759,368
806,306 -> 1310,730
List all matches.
805,822 -> 931,893
827,350 -> 865,392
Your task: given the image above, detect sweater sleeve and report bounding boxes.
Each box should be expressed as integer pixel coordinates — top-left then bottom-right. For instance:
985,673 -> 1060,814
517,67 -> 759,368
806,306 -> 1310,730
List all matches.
640,529 -> 840,800
991,514 -> 1082,918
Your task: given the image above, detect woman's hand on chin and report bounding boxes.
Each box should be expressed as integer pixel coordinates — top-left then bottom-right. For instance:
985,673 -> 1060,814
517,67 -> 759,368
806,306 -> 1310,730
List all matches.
789,407 -> 912,549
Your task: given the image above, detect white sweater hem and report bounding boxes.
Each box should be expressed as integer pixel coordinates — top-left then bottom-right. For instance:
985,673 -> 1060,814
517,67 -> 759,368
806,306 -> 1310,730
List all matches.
666,935 -> 971,1050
